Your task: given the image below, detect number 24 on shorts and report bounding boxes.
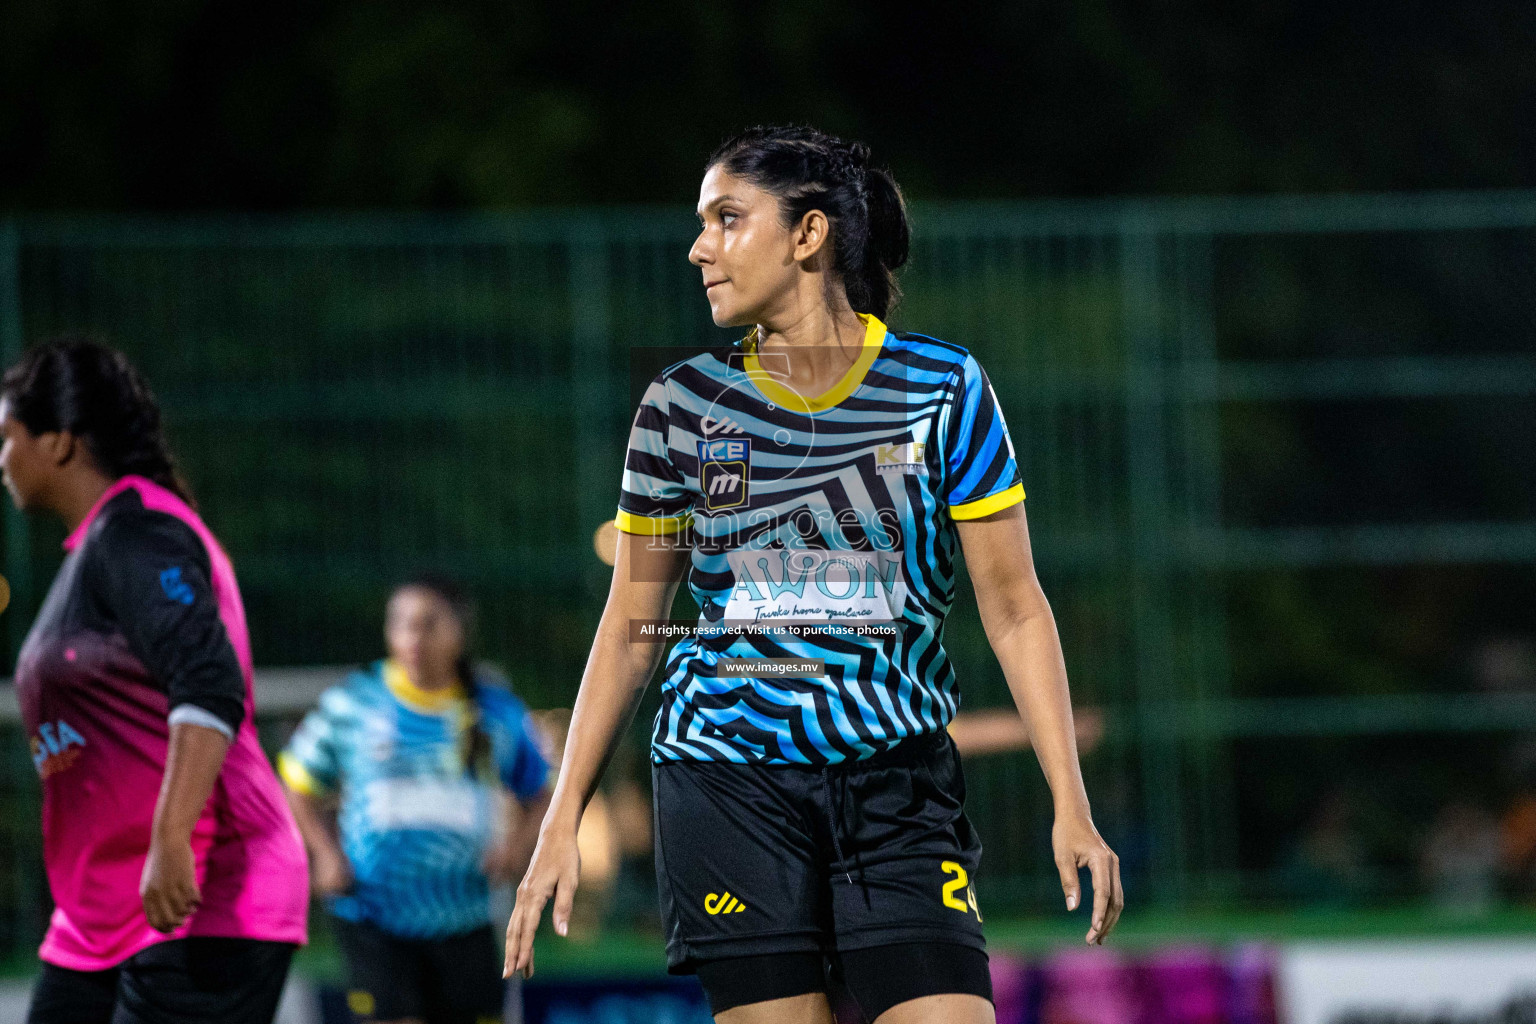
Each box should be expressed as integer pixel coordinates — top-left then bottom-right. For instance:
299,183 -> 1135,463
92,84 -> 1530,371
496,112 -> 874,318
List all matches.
941,861 -> 982,922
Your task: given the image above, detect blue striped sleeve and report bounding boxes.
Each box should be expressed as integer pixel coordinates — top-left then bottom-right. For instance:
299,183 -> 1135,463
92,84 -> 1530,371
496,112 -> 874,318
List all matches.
492,697 -> 553,800
278,686 -> 348,796
942,353 -> 1024,519
616,373 -> 695,534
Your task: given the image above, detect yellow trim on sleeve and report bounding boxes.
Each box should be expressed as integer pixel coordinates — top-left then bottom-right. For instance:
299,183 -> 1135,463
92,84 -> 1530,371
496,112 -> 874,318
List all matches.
614,508 -> 693,535
277,751 -> 328,797
742,312 -> 886,413
950,482 -> 1026,521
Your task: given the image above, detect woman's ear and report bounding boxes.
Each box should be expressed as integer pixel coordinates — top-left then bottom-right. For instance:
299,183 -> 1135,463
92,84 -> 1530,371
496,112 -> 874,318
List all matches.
42,430 -> 77,469
792,209 -> 832,264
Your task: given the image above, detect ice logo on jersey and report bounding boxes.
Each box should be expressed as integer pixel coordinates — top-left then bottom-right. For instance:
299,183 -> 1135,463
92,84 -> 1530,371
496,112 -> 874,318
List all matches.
159,567 -> 195,605
31,719 -> 87,779
699,438 -> 750,511
722,548 -> 905,625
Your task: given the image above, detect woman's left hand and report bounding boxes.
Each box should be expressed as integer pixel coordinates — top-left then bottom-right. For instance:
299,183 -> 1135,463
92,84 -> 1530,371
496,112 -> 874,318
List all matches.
1052,813 -> 1124,944
141,836 -> 201,933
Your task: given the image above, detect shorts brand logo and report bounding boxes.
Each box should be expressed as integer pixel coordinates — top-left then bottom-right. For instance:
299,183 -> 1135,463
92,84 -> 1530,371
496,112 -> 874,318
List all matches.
704,892 -> 747,915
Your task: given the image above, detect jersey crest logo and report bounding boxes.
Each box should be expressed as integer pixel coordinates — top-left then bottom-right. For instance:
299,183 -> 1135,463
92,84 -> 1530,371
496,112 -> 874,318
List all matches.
698,439 -> 750,510
159,567 -> 195,605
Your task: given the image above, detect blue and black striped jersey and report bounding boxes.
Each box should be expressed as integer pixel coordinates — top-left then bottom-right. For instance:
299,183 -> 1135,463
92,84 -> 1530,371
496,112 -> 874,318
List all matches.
618,313 -> 1024,765
278,660 -> 551,938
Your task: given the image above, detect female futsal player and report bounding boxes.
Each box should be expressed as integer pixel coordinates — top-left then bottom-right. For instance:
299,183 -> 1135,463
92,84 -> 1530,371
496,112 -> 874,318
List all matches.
507,126 -> 1124,1023
2,339 -> 308,1024
279,574 -> 552,1024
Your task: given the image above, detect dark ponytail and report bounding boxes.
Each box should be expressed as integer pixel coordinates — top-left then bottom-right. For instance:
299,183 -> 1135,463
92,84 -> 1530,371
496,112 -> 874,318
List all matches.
1,337 -> 195,508
393,571 -> 494,781
708,125 -> 911,319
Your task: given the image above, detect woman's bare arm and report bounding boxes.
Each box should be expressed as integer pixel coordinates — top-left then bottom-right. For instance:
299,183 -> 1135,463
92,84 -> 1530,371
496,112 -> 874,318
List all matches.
504,529 -> 688,977
141,722 -> 230,932
283,784 -> 353,896
955,501 -> 1124,944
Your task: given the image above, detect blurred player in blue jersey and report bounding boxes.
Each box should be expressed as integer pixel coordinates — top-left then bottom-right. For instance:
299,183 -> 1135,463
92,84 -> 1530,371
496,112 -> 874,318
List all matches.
280,574 -> 552,1024
507,126 -> 1124,1024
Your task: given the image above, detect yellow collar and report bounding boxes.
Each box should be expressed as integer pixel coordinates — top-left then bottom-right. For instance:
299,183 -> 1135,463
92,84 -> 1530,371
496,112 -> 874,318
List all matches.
382,658 -> 465,714
742,312 -> 885,414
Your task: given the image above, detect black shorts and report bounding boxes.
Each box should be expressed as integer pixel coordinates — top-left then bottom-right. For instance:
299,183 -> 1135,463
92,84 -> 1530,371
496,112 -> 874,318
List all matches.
653,730 -> 987,975
27,937 -> 295,1024
332,918 -> 504,1024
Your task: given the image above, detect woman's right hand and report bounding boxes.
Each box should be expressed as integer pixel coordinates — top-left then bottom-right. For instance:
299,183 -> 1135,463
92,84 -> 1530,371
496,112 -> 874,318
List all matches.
310,842 -> 353,898
503,822 -> 581,980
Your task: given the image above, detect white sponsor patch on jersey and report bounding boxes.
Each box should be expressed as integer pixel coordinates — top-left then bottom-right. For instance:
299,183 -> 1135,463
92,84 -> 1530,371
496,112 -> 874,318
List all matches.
363,778 -> 480,832
721,548 -> 906,625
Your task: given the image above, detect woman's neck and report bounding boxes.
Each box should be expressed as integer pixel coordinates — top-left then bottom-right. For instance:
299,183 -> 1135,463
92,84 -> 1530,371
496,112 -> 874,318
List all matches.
54,466 -> 116,536
754,298 -> 866,389
409,665 -> 461,693
758,293 -> 864,348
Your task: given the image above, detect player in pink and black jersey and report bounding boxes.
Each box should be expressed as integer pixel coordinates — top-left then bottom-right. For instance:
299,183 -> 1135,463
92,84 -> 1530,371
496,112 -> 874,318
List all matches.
1,339 -> 308,1024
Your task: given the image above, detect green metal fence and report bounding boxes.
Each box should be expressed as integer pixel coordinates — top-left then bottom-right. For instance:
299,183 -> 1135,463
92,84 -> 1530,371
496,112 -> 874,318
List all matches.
1,192 -> 1535,956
